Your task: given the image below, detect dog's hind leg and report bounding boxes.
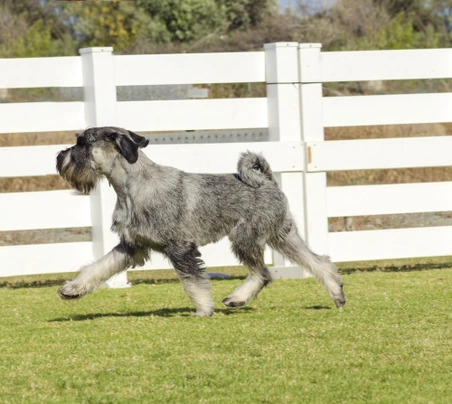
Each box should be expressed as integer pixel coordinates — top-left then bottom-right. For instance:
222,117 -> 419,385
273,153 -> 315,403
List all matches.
269,219 -> 346,308
223,225 -> 272,308
164,242 -> 214,317
58,243 -> 145,299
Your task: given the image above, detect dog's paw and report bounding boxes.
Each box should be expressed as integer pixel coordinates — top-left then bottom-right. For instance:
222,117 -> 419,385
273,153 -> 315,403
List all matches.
333,293 -> 346,308
193,308 -> 214,317
222,296 -> 246,308
58,281 -> 89,300
332,284 -> 346,308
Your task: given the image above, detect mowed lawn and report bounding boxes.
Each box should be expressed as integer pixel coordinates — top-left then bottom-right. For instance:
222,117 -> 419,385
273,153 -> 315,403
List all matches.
1,269 -> 451,403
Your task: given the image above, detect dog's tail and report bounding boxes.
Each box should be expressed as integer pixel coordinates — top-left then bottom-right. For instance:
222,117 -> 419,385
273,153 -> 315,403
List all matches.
238,151 -> 276,188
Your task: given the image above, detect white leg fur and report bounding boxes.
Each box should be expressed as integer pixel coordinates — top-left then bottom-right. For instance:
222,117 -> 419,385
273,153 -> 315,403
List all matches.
58,245 -> 131,299
271,226 -> 346,308
222,271 -> 268,307
177,273 -> 214,317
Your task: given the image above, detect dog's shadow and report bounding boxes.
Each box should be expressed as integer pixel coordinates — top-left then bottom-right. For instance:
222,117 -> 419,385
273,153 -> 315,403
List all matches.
303,305 -> 332,310
48,306 -> 254,322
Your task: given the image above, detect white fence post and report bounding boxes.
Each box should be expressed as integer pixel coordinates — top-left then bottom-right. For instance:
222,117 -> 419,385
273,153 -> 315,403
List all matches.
298,43 -> 330,255
264,42 -> 308,279
80,47 -> 130,288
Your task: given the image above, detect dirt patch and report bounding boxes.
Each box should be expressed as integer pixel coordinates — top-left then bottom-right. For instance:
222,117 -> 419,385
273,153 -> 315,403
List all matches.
0,228 -> 91,247
329,212 -> 452,232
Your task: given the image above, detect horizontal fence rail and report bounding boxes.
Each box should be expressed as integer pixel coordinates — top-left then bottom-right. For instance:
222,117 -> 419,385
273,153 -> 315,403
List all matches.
323,93 -> 452,127
0,190 -> 91,232
117,98 -> 268,131
0,243 -> 94,277
307,136 -> 452,172
329,227 -> 452,263
0,102 -> 85,134
0,56 -> 82,88
327,182 -> 452,217
114,52 -> 265,86
317,48 -> 452,83
0,145 -> 69,177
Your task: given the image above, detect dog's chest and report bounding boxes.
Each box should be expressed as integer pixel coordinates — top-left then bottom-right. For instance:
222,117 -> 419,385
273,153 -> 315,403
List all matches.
111,191 -> 178,246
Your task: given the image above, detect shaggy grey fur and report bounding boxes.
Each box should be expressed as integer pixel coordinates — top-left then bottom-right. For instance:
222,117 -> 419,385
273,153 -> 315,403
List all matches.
56,126 -> 345,316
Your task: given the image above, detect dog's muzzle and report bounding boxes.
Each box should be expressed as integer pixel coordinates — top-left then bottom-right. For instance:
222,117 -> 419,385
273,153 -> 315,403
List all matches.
56,146 -> 99,194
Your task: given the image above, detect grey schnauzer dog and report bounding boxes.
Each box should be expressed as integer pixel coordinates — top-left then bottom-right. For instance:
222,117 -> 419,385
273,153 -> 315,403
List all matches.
56,126 -> 345,316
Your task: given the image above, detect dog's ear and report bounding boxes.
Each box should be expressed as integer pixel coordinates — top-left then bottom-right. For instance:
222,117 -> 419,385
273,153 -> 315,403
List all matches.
110,131 -> 149,164
117,136 -> 140,164
128,130 -> 149,149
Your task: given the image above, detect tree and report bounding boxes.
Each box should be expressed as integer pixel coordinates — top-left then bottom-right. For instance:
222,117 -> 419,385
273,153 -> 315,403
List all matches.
62,0 -> 164,51
373,0 -> 451,47
293,0 -> 450,51
0,2 -> 74,57
348,12 -> 420,50
137,0 -> 225,44
133,0 -> 278,52
219,0 -> 277,30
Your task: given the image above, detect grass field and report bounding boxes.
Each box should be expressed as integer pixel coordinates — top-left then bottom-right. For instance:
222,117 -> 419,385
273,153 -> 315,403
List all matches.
1,268 -> 451,403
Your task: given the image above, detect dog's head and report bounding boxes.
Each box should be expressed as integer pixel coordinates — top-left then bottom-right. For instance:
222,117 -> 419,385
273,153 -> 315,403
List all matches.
56,126 -> 149,194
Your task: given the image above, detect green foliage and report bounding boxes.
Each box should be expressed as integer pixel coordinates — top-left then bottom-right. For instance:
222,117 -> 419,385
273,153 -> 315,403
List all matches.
372,0 -> 451,48
138,0 -> 226,43
0,20 -> 70,58
54,0 -> 278,53
63,0 -> 165,51
218,0 -> 277,29
346,12 -> 441,51
0,3 -> 74,58
374,0 -> 424,15
135,0 -> 277,50
347,13 -> 415,50
1,269 -> 451,402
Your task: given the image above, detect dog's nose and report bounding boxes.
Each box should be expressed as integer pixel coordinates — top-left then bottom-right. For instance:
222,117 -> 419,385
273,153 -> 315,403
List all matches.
56,149 -> 69,173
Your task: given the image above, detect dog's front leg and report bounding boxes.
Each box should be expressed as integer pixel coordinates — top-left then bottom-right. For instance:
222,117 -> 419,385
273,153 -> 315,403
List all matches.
58,244 -> 137,300
164,242 -> 214,317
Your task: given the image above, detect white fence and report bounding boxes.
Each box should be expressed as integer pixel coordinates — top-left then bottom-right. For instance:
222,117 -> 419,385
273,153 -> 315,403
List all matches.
1,43 -> 452,282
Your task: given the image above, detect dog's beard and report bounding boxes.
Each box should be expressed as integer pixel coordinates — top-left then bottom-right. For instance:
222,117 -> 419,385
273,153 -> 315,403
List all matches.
66,169 -> 99,195
57,148 -> 100,195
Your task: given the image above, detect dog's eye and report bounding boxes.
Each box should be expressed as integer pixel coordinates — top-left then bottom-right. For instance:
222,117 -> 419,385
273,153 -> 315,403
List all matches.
105,133 -> 117,142
76,136 -> 92,148
76,137 -> 86,146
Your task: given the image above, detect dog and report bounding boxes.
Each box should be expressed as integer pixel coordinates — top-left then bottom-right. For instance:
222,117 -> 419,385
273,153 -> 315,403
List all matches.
56,127 -> 345,316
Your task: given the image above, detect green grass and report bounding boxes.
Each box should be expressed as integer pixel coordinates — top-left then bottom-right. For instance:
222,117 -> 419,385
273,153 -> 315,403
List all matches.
1,269 -> 451,403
